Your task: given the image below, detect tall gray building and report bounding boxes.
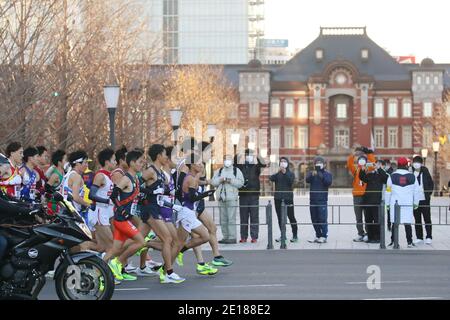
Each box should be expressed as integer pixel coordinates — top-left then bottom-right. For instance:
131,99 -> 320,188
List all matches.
139,0 -> 265,64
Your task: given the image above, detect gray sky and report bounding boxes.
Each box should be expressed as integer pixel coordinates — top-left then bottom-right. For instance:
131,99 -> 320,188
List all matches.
264,0 -> 450,63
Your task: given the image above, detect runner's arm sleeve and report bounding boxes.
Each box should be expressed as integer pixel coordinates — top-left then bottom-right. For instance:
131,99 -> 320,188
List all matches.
88,184 -> 110,204
140,181 -> 164,195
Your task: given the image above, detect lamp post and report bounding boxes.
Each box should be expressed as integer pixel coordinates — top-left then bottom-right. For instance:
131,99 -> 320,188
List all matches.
231,132 -> 240,158
421,148 -> 428,166
103,85 -> 120,149
169,109 -> 183,147
260,148 -> 268,195
432,141 -> 440,197
207,124 -> 216,201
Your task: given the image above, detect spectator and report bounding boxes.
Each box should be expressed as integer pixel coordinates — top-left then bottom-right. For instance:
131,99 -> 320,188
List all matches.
306,156 -> 332,244
270,157 -> 298,243
347,147 -> 376,242
386,157 -> 421,248
235,149 -> 267,243
412,156 -> 434,245
359,159 -> 389,243
211,154 -> 244,244
384,159 -> 394,175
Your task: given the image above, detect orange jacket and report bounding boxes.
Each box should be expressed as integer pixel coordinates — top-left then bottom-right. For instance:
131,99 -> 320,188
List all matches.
346,153 -> 377,197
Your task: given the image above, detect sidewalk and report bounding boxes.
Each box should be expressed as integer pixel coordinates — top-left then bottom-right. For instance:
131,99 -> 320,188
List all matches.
199,194 -> 450,251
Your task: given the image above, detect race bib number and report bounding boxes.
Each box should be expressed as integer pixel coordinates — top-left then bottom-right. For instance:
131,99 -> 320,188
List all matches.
130,198 -> 139,216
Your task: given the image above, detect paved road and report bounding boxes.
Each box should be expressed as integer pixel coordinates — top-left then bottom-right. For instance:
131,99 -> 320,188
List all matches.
39,250 -> 450,300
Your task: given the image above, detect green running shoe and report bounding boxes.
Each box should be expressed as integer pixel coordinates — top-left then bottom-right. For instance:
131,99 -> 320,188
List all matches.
108,258 -> 124,281
121,272 -> 137,281
158,266 -> 165,282
148,231 -> 157,240
211,256 -> 233,267
99,277 -> 105,292
135,246 -> 147,257
176,252 -> 184,267
196,263 -> 218,276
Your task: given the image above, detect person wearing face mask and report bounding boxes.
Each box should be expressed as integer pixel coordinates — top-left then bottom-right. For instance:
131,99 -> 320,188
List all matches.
346,147 -> 376,242
306,156 -> 332,243
270,157 -> 298,243
235,149 -> 267,243
411,156 -> 434,245
384,159 -> 394,175
358,159 -> 389,243
385,157 -> 421,248
211,154 -> 245,244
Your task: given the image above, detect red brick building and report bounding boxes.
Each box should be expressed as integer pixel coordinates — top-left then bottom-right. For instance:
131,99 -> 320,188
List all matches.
233,27 -> 450,187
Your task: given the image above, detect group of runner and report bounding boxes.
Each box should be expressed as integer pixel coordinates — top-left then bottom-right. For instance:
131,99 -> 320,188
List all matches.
0,139 -> 233,285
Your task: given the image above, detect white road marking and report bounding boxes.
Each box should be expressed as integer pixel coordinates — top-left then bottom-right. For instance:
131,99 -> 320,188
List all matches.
346,280 -> 412,285
115,288 -> 149,291
213,284 -> 287,288
364,297 -> 443,300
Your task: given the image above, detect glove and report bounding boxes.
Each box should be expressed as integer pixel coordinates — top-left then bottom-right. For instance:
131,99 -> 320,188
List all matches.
153,187 -> 165,195
172,204 -> 183,212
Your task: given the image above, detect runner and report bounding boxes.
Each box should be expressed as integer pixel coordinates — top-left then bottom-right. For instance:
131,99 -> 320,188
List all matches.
45,149 -> 67,215
0,142 -> 23,199
140,144 -> 185,284
103,150 -> 149,282
35,146 -> 50,195
170,153 -> 213,276
88,148 -> 116,253
190,162 -> 233,270
19,147 -> 41,204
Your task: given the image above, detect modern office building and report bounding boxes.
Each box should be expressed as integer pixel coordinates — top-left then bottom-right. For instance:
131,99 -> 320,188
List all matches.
139,0 -> 265,64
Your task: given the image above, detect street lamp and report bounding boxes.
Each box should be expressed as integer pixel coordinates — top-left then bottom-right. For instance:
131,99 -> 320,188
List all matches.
432,141 -> 440,197
104,85 -> 120,149
421,148 -> 428,166
169,109 -> 183,146
231,132 -> 240,157
260,148 -> 268,159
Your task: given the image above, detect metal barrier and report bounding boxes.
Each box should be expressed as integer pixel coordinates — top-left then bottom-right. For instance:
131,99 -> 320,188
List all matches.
203,201 -> 450,250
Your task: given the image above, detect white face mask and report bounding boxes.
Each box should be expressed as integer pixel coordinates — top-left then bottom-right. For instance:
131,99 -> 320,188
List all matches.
280,162 -> 288,169
224,160 -> 232,168
413,163 -> 422,170
246,156 -> 254,163
315,163 -> 324,170
358,159 -> 367,166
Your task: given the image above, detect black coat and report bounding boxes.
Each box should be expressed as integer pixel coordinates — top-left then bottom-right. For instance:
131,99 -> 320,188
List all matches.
359,168 -> 389,205
416,166 -> 434,202
270,169 -> 295,201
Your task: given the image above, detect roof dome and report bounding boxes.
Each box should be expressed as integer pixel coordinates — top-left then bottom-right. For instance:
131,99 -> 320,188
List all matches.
248,59 -> 262,68
420,57 -> 435,67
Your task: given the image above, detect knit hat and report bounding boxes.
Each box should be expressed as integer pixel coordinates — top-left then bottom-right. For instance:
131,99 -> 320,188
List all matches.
314,156 -> 325,164
397,157 -> 408,167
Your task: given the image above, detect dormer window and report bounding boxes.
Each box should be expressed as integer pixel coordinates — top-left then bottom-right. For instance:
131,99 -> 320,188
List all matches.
316,49 -> 323,62
361,48 -> 369,61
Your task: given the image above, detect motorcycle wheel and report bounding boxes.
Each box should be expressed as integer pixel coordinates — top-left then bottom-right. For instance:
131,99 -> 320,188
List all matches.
55,256 -> 114,300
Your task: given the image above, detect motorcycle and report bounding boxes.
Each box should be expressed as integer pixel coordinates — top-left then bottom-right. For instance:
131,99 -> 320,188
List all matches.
0,192 -> 115,300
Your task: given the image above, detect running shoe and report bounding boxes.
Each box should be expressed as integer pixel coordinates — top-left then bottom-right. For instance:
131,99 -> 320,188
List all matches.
158,266 -> 165,282
121,272 -> 137,281
99,277 -> 105,292
176,252 -> 184,267
161,272 -> 185,284
133,266 -> 159,277
211,256 -> 233,267
135,246 -> 148,257
146,259 -> 163,268
109,258 -> 124,281
196,263 -> 218,276
124,262 -> 138,273
114,279 -> 121,285
290,237 -> 299,243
